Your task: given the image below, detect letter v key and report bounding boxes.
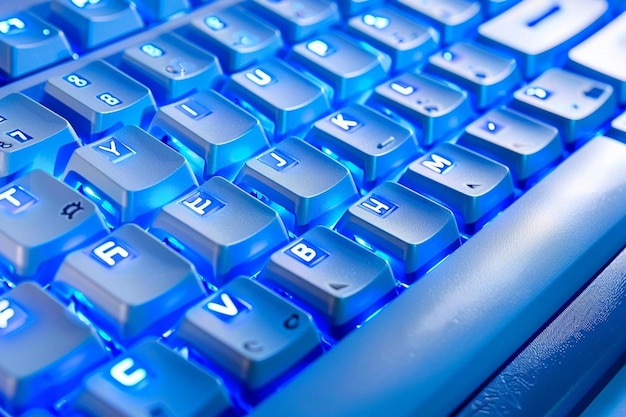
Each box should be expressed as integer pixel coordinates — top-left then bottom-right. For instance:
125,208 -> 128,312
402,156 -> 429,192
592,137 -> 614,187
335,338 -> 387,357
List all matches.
205,293 -> 249,321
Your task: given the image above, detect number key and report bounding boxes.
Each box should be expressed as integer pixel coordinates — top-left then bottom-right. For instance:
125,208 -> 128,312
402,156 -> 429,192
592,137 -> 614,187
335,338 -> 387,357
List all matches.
43,60 -> 156,141
0,93 -> 80,184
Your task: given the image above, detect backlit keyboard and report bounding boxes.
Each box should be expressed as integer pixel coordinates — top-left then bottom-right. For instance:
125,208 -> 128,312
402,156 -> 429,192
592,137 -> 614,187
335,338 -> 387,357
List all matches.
0,1 -> 625,416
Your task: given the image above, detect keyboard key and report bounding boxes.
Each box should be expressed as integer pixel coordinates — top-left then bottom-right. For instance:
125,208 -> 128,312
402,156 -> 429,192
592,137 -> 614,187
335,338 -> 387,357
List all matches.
396,0 -> 483,45
187,5 -> 282,72
569,11 -> 626,106
222,59 -> 331,139
399,142 -> 514,232
0,11 -> 71,79
479,0 -> 521,16
248,136 -> 626,417
458,106 -> 563,187
458,246 -> 626,417
347,7 -> 439,73
49,0 -> 144,51
132,0 -> 190,22
149,90 -> 269,180
43,60 -> 157,140
249,0 -> 340,43
177,277 -> 320,391
70,339 -> 231,417
336,181 -> 460,280
607,110 -> 626,143
235,137 -> 358,233
63,125 -> 198,228
426,41 -> 521,110
306,103 -> 419,191
261,226 -> 396,333
511,68 -> 617,145
0,93 -> 80,183
54,224 -> 206,344
478,0 -> 610,79
121,33 -> 222,103
337,0 -> 384,17
150,176 -> 289,286
368,72 -> 473,146
0,170 -> 108,284
288,31 -> 391,104
0,282 -> 108,414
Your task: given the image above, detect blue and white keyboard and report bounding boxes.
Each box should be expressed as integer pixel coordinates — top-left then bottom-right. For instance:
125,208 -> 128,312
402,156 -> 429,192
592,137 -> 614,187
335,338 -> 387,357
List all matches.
0,0 -> 625,416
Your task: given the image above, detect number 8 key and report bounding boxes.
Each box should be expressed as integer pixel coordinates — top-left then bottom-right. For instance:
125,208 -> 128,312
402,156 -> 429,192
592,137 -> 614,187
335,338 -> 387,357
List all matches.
43,60 -> 156,142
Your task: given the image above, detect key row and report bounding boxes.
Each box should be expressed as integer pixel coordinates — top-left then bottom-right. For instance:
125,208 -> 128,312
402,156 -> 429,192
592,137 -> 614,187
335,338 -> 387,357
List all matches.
20,48 -> 618,152
15,12 -> 619,150
0,279 -> 310,415
0,69 -> 619,241
3,133 -> 625,416
3,0 -> 625,92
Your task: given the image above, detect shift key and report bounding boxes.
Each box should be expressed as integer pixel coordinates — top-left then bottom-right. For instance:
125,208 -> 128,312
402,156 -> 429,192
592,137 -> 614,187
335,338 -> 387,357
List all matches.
249,136 -> 626,417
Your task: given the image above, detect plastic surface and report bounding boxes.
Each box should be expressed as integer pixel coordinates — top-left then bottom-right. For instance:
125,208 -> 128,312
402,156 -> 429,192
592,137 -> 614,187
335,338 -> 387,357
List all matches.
336,181 -> 460,279
235,137 -> 358,233
187,5 -> 282,72
43,60 -> 157,140
479,0 -> 609,78
0,170 -> 108,283
369,71 -> 473,146
49,0 -> 143,51
511,68 -> 616,144
54,223 -> 206,344
0,11 -> 71,78
306,103 -> 419,189
261,226 -> 396,329
177,277 -> 320,390
569,11 -> 626,105
150,176 -> 289,285
399,142 -> 514,230
249,136 -> 626,417
222,59 -> 331,139
62,125 -> 198,227
71,339 -> 231,417
288,31 -> 391,103
0,93 -> 80,182
148,89 -> 269,180
459,106 -> 562,185
396,0 -> 482,45
0,282 -> 108,414
427,41 -> 521,109
249,0 -> 339,43
121,33 -> 222,103
458,246 -> 626,416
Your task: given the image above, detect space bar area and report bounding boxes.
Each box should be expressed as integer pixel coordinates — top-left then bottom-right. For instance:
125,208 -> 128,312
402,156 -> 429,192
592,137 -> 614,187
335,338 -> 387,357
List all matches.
250,136 -> 626,417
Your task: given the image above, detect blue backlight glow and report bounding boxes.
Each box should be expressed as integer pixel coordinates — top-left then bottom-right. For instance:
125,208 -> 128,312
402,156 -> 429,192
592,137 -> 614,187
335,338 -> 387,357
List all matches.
166,137 -> 205,180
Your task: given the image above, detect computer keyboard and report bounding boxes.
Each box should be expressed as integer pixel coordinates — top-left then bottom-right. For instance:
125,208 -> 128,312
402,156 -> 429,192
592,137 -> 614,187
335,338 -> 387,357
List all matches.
0,0 -> 625,416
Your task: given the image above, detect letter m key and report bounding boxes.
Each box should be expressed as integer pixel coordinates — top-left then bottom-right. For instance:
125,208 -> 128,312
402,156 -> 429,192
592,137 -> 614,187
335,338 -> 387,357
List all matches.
422,153 -> 453,174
